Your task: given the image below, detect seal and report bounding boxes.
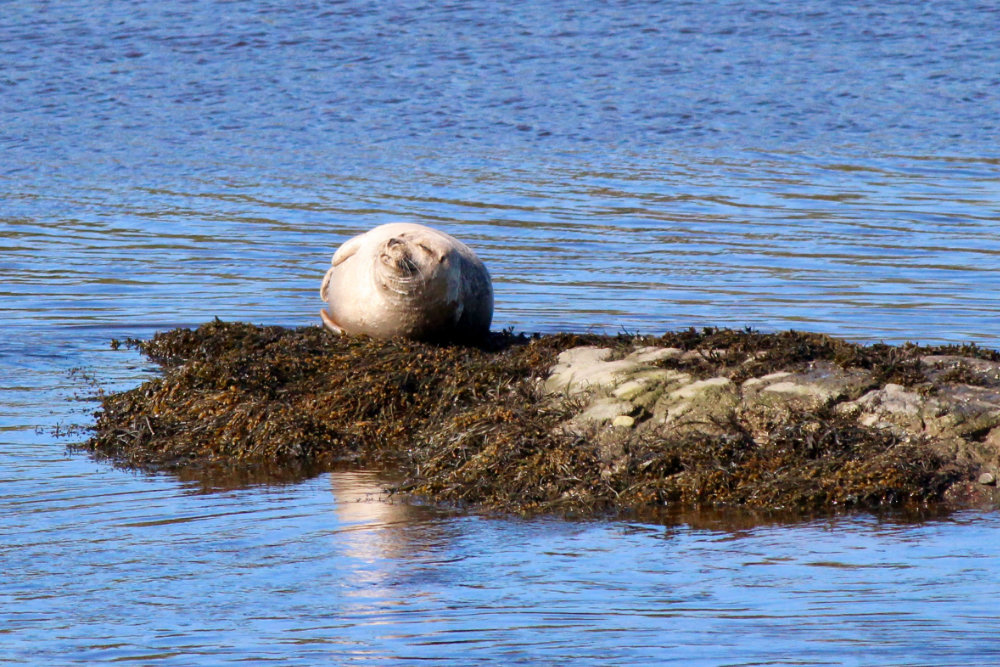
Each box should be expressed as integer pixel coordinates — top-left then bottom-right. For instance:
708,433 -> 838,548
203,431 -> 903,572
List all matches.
320,222 -> 493,342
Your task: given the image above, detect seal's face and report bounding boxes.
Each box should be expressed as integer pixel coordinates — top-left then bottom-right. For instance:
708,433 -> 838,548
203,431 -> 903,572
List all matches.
375,235 -> 449,302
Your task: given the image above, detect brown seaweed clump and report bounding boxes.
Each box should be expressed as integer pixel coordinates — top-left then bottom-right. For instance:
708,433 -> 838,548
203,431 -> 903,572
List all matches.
87,320 -> 594,478
83,321 -> 998,516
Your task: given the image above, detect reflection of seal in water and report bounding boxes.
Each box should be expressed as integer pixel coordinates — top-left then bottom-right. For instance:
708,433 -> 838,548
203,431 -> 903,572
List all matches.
320,222 -> 493,342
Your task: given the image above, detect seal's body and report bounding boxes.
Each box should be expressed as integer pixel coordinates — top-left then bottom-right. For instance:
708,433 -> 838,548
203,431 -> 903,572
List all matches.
320,223 -> 493,341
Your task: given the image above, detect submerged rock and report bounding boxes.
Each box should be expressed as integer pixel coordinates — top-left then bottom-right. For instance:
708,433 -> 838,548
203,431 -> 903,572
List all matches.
81,321 -> 1000,516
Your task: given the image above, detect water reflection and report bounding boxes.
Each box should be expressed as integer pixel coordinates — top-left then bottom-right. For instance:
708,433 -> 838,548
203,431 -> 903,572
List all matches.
330,471 -> 408,527
329,471 -> 424,567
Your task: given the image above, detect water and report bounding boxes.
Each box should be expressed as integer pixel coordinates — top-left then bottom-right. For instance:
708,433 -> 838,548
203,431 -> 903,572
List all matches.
3,0 -> 1000,663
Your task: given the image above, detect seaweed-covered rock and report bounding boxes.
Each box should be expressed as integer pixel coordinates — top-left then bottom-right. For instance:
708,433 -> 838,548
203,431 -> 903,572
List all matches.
81,322 -> 1000,515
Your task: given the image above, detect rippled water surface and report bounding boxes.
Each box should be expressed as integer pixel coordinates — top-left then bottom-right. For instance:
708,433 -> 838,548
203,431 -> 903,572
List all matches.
3,0 -> 1000,663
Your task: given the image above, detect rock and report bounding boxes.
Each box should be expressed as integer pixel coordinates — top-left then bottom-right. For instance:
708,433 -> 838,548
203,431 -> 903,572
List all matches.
612,415 -> 635,428
657,377 -> 734,421
979,472 -> 997,486
744,361 -> 874,412
842,382 -> 1000,444
984,426 -> 1000,450
545,344 -> 697,425
546,342 -> 1000,472
577,397 -> 634,424
742,371 -> 793,388
669,376 -> 731,400
630,346 -> 684,364
546,343 -> 741,444
544,347 -> 630,394
653,376 -> 740,436
544,346 -> 683,396
841,383 -> 924,430
922,355 -> 1000,387
925,384 -> 1000,440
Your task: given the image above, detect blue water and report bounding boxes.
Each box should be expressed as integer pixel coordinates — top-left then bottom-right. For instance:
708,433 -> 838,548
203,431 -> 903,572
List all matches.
3,0 -> 1000,663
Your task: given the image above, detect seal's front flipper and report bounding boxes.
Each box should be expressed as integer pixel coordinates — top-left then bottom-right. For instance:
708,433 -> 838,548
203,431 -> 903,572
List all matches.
320,266 -> 334,301
331,235 -> 363,267
320,309 -> 345,334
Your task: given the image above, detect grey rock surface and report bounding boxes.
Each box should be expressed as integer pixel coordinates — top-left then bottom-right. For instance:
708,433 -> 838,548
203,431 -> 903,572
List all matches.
545,343 -> 1000,501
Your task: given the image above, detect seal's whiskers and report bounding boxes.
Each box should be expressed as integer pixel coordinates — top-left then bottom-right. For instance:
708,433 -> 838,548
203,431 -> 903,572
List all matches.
383,253 -> 429,296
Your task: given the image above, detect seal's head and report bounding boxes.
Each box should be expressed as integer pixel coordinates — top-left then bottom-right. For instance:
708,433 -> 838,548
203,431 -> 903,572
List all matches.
320,223 -> 493,342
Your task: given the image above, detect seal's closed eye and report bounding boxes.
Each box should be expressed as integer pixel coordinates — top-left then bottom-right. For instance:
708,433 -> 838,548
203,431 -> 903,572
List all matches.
416,242 -> 445,262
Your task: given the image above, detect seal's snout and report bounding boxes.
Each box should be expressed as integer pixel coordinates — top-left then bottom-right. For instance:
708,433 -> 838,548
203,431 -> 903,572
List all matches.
393,253 -> 419,277
380,237 -> 420,276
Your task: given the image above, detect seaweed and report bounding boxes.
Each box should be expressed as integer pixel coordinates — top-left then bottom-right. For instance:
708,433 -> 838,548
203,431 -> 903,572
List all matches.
82,321 -> 993,516
651,327 -> 928,386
